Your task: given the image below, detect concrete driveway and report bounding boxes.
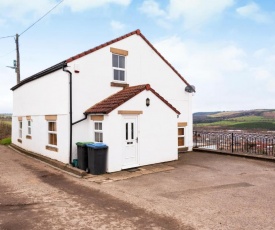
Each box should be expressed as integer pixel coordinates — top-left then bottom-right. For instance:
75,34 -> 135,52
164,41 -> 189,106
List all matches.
1,145 -> 275,229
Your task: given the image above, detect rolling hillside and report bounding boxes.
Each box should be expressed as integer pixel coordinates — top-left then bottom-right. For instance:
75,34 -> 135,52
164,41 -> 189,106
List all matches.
193,109 -> 275,131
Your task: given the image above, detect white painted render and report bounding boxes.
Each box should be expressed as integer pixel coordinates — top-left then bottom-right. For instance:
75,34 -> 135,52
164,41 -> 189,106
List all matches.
91,90 -> 178,172
12,32 -> 194,167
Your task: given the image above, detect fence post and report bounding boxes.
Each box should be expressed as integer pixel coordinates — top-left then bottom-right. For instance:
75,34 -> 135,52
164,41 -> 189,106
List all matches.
194,131 -> 198,148
231,133 -> 234,153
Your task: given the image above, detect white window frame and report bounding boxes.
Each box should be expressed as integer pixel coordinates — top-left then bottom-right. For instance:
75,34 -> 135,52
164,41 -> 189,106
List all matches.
94,122 -> 103,142
178,127 -> 185,147
112,54 -> 126,82
48,121 -> 57,146
27,120 -> 31,136
19,121 -> 22,139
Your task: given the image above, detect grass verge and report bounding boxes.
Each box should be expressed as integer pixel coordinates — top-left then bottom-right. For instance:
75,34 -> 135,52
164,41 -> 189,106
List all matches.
0,138 -> 11,145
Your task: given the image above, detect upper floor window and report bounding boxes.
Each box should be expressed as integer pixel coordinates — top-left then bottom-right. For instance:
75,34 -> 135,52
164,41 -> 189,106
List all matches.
112,54 -> 125,82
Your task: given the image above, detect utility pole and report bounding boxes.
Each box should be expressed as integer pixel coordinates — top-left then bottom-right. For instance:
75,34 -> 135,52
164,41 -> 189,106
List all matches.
15,34 -> 20,84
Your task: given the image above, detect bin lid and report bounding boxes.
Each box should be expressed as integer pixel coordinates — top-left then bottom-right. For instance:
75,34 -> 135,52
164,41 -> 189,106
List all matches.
86,143 -> 108,149
76,142 -> 94,147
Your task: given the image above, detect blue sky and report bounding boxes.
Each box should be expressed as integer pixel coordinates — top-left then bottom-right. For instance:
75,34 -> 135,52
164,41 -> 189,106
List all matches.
0,0 -> 274,113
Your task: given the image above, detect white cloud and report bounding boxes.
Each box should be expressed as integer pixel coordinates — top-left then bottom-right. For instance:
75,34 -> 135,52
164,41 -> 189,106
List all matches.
139,0 -> 166,17
139,0 -> 234,29
64,0 -> 131,12
110,20 -> 125,31
0,0 -> 57,23
0,0 -> 131,23
152,36 -> 274,111
167,0 -> 234,29
236,2 -> 270,23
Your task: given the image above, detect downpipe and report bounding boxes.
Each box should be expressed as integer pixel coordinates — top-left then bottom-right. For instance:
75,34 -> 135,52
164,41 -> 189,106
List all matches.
63,66 -> 73,165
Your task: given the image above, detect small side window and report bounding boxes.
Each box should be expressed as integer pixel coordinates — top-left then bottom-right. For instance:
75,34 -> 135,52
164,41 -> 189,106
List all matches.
94,122 -> 103,142
19,121 -> 22,139
48,121 -> 57,146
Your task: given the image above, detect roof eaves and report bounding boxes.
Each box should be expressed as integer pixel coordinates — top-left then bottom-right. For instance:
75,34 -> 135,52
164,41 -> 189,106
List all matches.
11,61 -> 67,91
147,86 -> 181,115
138,33 -> 190,87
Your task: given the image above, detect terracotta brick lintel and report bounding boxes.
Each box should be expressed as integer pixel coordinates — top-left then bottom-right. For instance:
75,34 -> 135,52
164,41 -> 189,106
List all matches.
118,110 -> 143,115
110,47 -> 128,56
45,115 -> 57,121
90,115 -> 104,121
178,122 -> 187,127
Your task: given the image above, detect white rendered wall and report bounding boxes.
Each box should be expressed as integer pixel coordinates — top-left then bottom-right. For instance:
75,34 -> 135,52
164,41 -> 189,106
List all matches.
97,90 -> 178,173
12,115 -> 70,163
67,34 -> 193,150
12,69 -> 71,163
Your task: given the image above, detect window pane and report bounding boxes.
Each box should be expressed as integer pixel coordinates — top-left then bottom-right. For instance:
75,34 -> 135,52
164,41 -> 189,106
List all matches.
178,128 -> 184,136
119,70 -> 125,81
95,132 -> 103,142
19,122 -> 22,129
178,137 -> 184,146
119,56 -> 125,68
28,121 -> 31,126
131,123 -> 134,140
95,123 -> 98,130
19,130 -> 22,138
98,123 -> 102,130
28,127 -> 31,135
112,54 -> 118,67
49,122 -> 56,131
49,133 -> 57,145
114,69 -> 119,80
126,123 -> 128,140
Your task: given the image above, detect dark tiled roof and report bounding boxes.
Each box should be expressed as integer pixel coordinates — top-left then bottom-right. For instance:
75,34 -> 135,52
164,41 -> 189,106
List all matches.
85,84 -> 180,115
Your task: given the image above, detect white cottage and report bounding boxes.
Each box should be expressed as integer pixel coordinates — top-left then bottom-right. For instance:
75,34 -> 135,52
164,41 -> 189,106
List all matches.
11,29 -> 195,173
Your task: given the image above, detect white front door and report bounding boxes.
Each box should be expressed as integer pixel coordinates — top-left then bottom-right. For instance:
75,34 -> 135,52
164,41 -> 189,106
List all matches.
122,116 -> 138,168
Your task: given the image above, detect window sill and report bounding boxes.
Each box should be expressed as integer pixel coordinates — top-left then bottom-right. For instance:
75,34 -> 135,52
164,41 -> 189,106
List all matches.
110,82 -> 129,88
17,139 -> 22,143
46,145 -> 58,152
26,135 -> 32,140
178,147 -> 188,152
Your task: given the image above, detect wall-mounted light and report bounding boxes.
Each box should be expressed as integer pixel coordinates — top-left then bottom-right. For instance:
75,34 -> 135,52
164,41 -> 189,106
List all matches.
146,98 -> 150,107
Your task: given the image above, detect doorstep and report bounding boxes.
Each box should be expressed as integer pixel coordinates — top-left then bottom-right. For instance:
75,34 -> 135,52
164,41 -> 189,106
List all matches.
9,143 -> 175,181
84,164 -> 175,184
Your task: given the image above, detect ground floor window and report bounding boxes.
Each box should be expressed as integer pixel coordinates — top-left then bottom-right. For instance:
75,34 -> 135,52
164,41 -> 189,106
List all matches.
27,120 -> 31,135
178,127 -> 185,147
48,121 -> 57,146
19,121 -> 22,139
94,122 -> 103,142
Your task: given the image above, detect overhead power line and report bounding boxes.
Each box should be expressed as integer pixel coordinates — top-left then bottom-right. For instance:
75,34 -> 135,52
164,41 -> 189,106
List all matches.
20,0 -> 65,36
0,35 -> 15,40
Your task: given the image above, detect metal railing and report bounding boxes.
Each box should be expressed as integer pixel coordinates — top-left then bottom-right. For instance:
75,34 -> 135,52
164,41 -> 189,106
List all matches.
193,131 -> 275,156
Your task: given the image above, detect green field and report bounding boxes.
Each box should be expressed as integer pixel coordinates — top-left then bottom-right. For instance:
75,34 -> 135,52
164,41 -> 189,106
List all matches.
0,114 -> 12,142
194,110 -> 275,131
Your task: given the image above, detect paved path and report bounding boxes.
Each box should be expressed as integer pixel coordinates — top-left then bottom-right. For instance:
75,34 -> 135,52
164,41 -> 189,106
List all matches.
1,145 -> 275,229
